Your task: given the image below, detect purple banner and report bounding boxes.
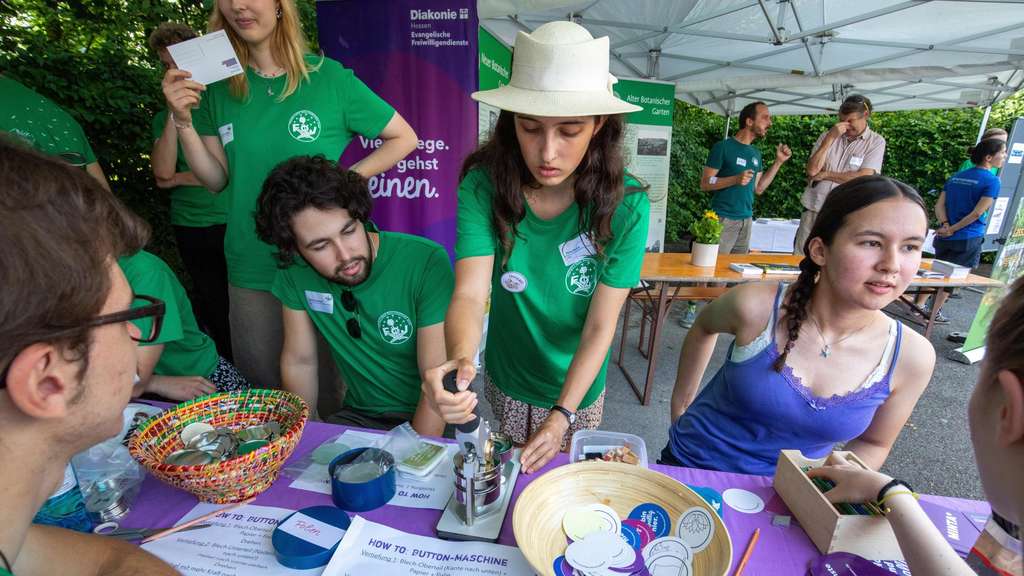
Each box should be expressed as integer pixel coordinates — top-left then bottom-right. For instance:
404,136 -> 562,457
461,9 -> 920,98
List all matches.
316,0 -> 478,256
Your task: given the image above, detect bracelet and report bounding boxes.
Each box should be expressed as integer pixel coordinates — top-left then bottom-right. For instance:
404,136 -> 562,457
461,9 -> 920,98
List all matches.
171,114 -> 193,131
876,478 -> 914,503
877,490 -> 919,514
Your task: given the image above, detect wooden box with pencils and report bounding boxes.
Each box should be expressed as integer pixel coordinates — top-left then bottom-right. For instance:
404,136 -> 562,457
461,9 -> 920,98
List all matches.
773,450 -> 904,561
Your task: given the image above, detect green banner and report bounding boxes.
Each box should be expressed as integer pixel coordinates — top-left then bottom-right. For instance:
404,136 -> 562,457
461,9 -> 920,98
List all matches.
478,27 -> 511,91
612,79 -> 675,127
959,204 -> 1024,354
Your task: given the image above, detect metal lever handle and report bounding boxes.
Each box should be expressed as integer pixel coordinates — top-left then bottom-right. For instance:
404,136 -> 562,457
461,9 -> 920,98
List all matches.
443,369 -> 479,434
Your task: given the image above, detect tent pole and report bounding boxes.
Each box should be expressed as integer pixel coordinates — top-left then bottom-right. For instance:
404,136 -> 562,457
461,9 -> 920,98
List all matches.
724,114 -> 731,138
976,106 -> 992,144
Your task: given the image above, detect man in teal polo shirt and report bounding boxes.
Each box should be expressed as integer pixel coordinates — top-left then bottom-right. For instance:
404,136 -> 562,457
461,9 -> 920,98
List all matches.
256,155 -> 451,436
700,101 -> 791,254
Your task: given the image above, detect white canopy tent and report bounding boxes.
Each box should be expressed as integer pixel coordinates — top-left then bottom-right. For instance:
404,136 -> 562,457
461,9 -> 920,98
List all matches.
479,0 -> 1024,123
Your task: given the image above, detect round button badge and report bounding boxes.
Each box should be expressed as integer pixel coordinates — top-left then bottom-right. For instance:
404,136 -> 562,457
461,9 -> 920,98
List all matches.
500,271 -> 528,293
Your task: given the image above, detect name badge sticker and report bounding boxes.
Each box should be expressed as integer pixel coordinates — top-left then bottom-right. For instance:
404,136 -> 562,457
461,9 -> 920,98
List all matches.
849,156 -> 864,168
559,234 -> 597,266
304,290 -> 334,314
218,123 -> 234,146
735,157 -> 747,167
277,512 -> 346,550
501,271 -> 528,293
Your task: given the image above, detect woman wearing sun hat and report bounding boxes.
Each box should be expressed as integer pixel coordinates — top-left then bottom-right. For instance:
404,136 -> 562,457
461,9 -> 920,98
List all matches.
424,21 -> 650,473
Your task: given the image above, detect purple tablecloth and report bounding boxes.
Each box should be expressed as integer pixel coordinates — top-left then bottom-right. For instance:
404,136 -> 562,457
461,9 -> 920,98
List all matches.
123,418 -> 990,575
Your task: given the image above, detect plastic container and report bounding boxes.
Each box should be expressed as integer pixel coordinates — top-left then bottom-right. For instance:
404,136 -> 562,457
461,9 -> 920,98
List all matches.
328,447 -> 396,511
569,430 -> 648,468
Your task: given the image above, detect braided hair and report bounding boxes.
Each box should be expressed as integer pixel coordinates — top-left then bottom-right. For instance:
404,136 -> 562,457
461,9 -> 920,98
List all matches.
773,175 -> 926,372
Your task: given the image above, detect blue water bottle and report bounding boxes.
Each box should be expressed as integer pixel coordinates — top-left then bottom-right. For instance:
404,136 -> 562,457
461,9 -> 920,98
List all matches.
33,463 -> 92,532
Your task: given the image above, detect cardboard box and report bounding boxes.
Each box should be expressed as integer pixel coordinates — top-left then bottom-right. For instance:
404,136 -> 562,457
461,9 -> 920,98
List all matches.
773,450 -> 904,561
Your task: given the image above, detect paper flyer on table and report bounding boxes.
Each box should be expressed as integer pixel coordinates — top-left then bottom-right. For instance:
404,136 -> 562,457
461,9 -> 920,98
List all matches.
142,503 -> 322,575
289,430 -> 456,510
322,516 -> 533,576
167,29 -> 244,85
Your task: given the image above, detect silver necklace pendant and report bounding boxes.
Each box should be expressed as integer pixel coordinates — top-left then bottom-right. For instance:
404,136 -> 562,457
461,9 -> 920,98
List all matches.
820,344 -> 831,358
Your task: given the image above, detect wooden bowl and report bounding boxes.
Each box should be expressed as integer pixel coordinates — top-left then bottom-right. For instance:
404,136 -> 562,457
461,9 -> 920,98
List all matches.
512,462 -> 733,576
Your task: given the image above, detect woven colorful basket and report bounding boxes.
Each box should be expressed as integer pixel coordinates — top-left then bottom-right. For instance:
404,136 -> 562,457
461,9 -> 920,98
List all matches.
129,389 -> 308,503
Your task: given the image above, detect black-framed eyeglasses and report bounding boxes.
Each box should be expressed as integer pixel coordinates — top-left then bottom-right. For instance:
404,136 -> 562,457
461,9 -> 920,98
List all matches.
54,294 -> 167,344
0,294 -> 166,388
341,290 -> 361,339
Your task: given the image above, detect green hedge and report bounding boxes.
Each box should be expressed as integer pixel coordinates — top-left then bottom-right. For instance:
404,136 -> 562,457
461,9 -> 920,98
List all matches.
665,93 -> 1024,242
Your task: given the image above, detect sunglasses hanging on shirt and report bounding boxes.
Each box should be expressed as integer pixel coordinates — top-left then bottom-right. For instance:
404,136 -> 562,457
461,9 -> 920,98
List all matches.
341,290 -> 361,339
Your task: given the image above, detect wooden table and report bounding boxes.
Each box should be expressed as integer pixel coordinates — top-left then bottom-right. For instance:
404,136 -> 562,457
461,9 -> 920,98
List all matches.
616,253 -> 1003,405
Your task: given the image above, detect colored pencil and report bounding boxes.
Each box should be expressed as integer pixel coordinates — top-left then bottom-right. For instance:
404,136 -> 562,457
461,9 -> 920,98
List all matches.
733,528 -> 760,576
140,496 -> 256,544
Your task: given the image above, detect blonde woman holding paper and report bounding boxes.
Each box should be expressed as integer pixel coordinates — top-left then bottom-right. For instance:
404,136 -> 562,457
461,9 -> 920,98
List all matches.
160,0 -> 417,390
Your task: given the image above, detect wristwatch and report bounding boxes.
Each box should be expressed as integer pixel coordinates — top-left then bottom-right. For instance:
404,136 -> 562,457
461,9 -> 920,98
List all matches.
551,404 -> 577,426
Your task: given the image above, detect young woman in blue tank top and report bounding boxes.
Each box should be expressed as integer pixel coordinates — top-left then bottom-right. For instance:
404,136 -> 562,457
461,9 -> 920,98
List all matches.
663,176 -> 937,476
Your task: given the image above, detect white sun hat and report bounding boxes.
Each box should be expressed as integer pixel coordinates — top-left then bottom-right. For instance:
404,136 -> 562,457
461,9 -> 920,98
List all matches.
471,21 -> 643,117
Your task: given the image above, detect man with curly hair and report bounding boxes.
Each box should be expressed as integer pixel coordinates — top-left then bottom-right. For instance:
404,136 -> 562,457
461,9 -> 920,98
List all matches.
256,155 -> 452,435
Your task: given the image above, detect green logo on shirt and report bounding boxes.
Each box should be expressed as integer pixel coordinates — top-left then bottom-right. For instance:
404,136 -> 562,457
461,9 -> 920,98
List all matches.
288,110 -> 321,142
565,257 -> 598,297
378,311 -> 413,345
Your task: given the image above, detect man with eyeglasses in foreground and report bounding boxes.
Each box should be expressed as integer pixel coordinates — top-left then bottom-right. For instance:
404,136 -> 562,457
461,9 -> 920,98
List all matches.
797,94 -> 887,255
0,138 -> 175,575
256,155 -> 453,436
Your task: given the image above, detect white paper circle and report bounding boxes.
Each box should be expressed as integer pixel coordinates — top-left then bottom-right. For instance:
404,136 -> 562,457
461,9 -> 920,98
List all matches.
562,508 -> 606,541
647,552 -> 691,576
500,271 -> 528,292
722,488 -> 765,514
675,507 -> 715,553
642,537 -> 692,564
586,503 -> 622,536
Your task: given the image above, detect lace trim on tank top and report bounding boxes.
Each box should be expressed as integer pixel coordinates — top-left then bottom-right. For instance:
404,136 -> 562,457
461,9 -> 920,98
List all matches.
731,284 -> 900,410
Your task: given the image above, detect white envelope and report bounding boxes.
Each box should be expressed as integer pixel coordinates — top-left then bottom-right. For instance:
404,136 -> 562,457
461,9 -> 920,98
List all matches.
167,30 -> 244,86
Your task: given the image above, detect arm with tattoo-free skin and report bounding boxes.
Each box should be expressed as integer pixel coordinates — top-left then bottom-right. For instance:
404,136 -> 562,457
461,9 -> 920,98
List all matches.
12,524 -> 178,576
349,113 -> 417,178
413,322 -> 448,437
807,456 -> 974,576
281,305 -> 322,420
755,144 -> 791,195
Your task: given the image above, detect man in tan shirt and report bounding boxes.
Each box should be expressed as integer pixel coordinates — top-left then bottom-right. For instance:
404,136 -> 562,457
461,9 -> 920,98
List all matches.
796,95 -> 886,255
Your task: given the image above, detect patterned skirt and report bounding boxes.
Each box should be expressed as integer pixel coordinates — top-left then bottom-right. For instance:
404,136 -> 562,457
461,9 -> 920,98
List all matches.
484,375 -> 604,450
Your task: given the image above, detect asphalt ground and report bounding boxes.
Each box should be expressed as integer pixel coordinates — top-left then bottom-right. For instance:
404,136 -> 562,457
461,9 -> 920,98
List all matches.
475,280 -> 991,501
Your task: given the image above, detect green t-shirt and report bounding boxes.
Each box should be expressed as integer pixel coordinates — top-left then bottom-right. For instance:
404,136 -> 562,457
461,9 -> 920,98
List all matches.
957,158 -> 998,175
151,109 -> 228,228
705,137 -> 763,220
0,75 -> 97,165
271,230 -> 454,415
118,250 -> 220,378
193,55 -> 396,291
455,168 -> 650,409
